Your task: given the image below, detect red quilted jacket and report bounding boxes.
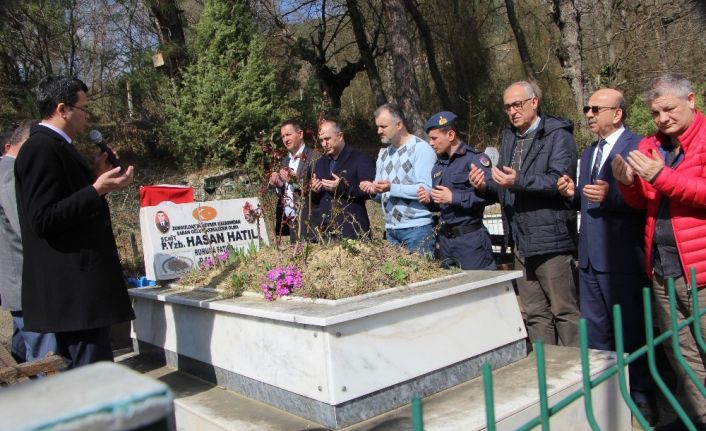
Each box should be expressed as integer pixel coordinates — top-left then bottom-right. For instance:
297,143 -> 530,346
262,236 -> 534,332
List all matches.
619,111 -> 706,288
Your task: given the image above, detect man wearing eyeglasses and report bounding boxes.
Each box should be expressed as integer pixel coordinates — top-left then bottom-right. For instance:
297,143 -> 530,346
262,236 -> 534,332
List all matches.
612,74 -> 706,429
469,80 -> 579,347
557,88 -> 656,425
14,75 -> 135,369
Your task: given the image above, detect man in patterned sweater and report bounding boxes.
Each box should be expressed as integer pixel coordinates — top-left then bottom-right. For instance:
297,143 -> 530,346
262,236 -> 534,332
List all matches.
360,103 -> 437,254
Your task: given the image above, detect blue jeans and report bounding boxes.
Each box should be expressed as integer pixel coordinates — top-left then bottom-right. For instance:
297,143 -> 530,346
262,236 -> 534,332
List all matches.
11,311 -> 58,363
386,224 -> 435,256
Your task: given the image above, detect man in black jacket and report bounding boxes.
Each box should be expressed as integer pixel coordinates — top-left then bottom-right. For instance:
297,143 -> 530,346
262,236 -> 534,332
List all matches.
14,75 -> 135,368
311,120 -> 375,239
470,81 -> 579,347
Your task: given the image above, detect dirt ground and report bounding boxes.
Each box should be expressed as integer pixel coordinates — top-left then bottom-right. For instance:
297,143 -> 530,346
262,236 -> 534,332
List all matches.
0,310 -> 11,352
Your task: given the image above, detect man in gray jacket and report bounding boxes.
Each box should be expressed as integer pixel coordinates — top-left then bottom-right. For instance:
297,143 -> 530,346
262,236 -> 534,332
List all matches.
0,121 -> 57,362
470,81 -> 579,347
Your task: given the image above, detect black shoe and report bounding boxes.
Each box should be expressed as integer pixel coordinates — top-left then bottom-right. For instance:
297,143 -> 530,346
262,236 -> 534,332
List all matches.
635,399 -> 659,427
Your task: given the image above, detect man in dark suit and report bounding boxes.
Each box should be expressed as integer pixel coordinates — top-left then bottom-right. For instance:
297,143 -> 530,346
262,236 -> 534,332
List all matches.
311,120 -> 375,239
268,120 -> 319,242
557,88 -> 656,424
14,75 -> 135,369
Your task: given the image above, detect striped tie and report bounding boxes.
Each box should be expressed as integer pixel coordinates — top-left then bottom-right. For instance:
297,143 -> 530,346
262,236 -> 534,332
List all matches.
590,139 -> 607,183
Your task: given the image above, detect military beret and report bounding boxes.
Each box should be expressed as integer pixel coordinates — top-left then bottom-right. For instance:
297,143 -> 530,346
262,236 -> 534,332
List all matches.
424,111 -> 457,133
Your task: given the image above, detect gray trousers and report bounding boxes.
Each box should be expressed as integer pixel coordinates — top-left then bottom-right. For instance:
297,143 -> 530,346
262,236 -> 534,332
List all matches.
515,252 -> 580,347
653,274 -> 706,423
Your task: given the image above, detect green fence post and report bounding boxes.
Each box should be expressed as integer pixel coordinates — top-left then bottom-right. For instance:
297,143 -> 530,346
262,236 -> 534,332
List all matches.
504,278 -> 704,431
666,277 -> 706,398
483,363 -> 496,431
689,267 -> 706,354
578,319 -> 600,430
643,287 -> 696,429
535,341 -> 550,431
411,396 -> 423,431
613,305 -> 651,430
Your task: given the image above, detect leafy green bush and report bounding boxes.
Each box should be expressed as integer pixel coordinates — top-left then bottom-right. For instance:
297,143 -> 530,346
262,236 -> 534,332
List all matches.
162,0 -> 286,167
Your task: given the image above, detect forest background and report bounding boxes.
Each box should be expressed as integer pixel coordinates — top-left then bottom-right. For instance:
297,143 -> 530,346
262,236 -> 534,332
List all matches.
2,0 -> 706,272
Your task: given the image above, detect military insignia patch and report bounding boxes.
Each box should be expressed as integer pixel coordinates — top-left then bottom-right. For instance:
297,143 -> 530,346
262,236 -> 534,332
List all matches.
479,155 -> 491,167
433,171 -> 442,178
438,116 -> 448,126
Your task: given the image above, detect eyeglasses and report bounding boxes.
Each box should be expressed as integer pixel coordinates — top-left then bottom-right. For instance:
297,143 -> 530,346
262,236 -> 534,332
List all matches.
583,105 -> 618,114
68,105 -> 91,116
503,98 -> 532,112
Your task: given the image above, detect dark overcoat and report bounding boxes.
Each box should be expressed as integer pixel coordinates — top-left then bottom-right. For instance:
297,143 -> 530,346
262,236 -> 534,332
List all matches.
14,125 -> 134,333
312,144 -> 375,239
489,115 -> 578,258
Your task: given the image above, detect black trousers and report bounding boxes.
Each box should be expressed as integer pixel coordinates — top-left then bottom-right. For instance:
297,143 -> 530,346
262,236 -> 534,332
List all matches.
55,326 -> 114,369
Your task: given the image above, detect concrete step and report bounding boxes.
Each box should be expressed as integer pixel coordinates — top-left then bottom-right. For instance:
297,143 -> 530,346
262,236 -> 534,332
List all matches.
117,345 -> 630,431
116,352 -> 323,431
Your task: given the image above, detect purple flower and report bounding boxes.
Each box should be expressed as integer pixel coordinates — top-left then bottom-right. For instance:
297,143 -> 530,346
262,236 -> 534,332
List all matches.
261,282 -> 275,301
217,250 -> 229,262
201,257 -> 214,271
260,265 -> 303,301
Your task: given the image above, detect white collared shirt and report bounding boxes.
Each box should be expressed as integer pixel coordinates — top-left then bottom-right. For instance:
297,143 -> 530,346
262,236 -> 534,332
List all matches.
590,126 -> 625,173
518,116 -> 541,137
39,122 -> 73,144
283,145 -> 305,218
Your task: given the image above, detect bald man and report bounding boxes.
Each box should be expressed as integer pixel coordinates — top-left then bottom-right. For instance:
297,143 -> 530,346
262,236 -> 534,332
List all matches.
557,88 -> 656,424
311,120 -> 375,239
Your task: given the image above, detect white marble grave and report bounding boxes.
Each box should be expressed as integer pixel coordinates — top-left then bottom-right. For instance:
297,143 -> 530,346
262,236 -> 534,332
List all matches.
130,270 -> 526,429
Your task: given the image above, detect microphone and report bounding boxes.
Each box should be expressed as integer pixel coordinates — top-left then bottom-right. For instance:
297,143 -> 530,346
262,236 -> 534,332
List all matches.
88,129 -> 122,171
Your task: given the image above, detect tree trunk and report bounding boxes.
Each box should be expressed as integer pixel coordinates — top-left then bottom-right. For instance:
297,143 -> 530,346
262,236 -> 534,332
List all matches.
382,0 -> 426,136
549,0 -> 591,124
597,0 -> 622,87
317,59 -> 366,112
401,0 -> 452,110
504,0 -> 537,83
345,0 -> 386,107
146,0 -> 188,78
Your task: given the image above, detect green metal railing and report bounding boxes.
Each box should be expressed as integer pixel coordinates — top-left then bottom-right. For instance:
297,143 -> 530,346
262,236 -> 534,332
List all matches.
411,268 -> 706,430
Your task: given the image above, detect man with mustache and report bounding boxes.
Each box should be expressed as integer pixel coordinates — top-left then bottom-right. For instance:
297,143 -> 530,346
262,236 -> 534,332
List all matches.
557,88 -> 656,425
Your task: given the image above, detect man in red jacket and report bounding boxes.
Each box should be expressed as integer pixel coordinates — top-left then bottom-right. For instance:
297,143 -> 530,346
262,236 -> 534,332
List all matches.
612,73 -> 706,429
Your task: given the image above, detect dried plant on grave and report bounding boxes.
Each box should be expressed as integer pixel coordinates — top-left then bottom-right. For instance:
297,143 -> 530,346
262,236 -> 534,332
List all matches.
175,116 -> 455,301
184,237 -> 453,300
